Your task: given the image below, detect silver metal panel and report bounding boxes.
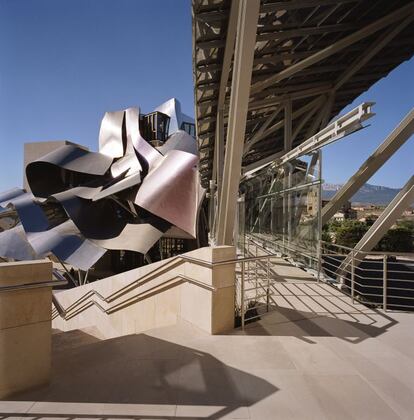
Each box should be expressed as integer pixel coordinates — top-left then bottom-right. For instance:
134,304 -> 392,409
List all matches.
91,223 -> 163,254
157,130 -> 198,156
28,144 -> 112,175
10,194 -> 105,269
155,98 -> 182,136
0,188 -> 26,209
51,190 -> 127,240
92,172 -> 141,202
109,108 -> 143,178
110,153 -> 142,178
128,107 -> 163,170
65,186 -> 103,200
13,193 -> 49,233
0,98 -> 204,271
29,219 -> 106,271
0,224 -> 36,261
135,150 -> 200,237
99,110 -> 125,158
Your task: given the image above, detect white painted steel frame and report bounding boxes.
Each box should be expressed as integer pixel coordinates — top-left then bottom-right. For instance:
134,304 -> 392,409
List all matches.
216,0 -> 260,245
322,108 -> 414,224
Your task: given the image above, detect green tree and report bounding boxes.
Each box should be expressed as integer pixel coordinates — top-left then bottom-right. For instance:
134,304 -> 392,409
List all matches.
321,230 -> 332,243
397,219 -> 414,231
365,214 -> 378,226
376,227 -> 413,252
335,221 -> 368,248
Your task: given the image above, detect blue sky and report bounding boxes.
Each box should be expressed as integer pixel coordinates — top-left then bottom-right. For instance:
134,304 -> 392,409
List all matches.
323,58 -> 413,188
0,0 -> 412,191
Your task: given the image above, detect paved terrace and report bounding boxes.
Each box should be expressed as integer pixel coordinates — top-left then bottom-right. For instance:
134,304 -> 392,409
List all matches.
1,261 -> 414,420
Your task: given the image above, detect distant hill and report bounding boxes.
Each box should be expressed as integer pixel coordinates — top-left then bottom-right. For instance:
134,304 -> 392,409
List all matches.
322,183 -> 400,205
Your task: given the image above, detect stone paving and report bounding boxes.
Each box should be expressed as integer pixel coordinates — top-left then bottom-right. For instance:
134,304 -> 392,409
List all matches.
1,261 -> 413,419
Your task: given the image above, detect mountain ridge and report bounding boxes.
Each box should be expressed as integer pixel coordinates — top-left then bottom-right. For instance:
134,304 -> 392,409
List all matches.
322,183 -> 400,205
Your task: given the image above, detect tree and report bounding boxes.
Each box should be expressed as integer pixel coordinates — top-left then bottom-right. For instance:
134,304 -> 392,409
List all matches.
365,214 -> 378,226
321,230 -> 333,243
376,227 -> 413,252
397,219 -> 414,231
335,220 -> 368,248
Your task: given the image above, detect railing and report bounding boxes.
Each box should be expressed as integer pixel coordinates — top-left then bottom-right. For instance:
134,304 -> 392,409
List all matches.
320,241 -> 414,311
243,233 -> 319,271
51,245 -> 283,330
236,237 -> 283,328
0,269 -> 67,293
51,253 -> 218,320
50,236 -> 413,328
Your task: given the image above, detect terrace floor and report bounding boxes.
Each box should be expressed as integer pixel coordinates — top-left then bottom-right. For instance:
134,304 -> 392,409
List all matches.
2,261 -> 414,420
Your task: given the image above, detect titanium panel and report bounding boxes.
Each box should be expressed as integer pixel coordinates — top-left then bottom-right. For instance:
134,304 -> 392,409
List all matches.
0,98 -> 203,271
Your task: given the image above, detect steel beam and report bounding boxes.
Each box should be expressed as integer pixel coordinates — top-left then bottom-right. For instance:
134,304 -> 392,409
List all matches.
216,0 -> 260,245
245,96 -> 324,156
337,176 -> 414,277
284,100 -> 293,151
214,108 -> 225,200
250,3 -> 414,94
244,104 -> 283,154
290,103 -> 321,145
322,108 -> 414,224
277,102 -> 375,168
242,151 -> 285,176
211,0 -> 239,236
334,14 -> 414,92
261,0 -> 358,13
354,175 -> 414,255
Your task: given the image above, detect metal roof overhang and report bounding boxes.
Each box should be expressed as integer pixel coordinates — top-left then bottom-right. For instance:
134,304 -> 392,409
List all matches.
192,0 -> 414,188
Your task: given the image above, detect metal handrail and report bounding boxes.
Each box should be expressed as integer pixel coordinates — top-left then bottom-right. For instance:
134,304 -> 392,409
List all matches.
0,269 -> 67,293
0,278 -> 67,293
52,250 -> 282,321
236,238 -> 280,329
321,240 -> 414,257
52,273 -> 216,320
320,241 -> 414,311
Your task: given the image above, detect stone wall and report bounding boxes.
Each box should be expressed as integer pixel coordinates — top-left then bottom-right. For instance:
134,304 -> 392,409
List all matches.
53,246 -> 236,338
0,259 -> 52,398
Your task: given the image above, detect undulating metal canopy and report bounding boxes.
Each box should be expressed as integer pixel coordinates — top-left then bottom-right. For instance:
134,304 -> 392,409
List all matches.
193,0 -> 414,188
0,99 -> 204,270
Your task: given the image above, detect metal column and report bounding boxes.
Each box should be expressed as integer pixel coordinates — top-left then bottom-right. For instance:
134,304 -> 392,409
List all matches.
210,0 -> 239,240
216,0 -> 260,245
214,0 -> 239,203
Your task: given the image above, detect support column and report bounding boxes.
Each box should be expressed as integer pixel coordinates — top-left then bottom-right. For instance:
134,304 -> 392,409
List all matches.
216,0 -> 260,245
283,101 -> 293,248
215,109 -> 225,201
210,0 -> 240,241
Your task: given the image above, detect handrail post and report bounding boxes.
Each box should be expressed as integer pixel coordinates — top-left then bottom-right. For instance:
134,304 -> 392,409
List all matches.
255,242 -> 258,301
241,261 -> 245,330
317,240 -> 322,283
266,256 -> 270,312
383,254 -> 387,311
351,250 -> 355,303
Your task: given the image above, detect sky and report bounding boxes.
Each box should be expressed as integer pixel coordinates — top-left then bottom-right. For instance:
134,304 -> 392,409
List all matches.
0,0 -> 412,192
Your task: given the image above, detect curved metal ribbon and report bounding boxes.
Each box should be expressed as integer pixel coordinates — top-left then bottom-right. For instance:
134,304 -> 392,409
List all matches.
0,98 -> 203,270
135,150 -> 199,237
11,194 -> 105,270
26,145 -> 112,197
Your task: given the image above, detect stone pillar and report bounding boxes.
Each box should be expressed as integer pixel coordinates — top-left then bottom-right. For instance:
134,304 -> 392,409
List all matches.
0,260 -> 53,398
181,246 -> 236,334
